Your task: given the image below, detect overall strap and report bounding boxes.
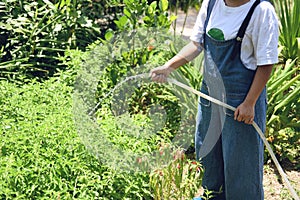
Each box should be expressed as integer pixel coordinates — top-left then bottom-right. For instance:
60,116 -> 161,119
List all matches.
204,0 -> 217,33
231,0 -> 261,60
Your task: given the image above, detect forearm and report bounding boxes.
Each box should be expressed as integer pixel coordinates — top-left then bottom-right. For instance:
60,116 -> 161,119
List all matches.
164,55 -> 189,70
165,41 -> 202,69
150,41 -> 202,83
244,64 -> 273,106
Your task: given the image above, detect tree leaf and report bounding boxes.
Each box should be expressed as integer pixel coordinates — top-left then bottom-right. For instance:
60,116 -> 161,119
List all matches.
105,31 -> 114,41
159,0 -> 168,12
124,8 -> 131,18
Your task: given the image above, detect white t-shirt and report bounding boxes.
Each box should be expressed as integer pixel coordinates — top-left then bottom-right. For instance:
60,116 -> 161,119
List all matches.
190,0 -> 279,70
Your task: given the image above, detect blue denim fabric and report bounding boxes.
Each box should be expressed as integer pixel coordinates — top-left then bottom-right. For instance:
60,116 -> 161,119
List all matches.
194,3 -> 267,199
195,84 -> 266,200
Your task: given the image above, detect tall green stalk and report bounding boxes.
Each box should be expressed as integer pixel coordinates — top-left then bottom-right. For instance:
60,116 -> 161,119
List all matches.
273,0 -> 300,61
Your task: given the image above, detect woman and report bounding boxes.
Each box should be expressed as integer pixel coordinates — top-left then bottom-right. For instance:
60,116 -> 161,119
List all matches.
150,0 -> 279,199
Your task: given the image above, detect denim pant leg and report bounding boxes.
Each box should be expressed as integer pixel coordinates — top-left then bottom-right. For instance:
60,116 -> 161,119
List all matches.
195,101 -> 226,200
221,93 -> 266,200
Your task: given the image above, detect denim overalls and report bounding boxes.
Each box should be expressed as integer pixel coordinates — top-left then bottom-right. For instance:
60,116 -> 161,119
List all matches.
195,0 -> 267,199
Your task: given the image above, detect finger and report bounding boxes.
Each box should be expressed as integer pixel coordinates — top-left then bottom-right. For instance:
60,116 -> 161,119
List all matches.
150,70 -> 158,79
150,68 -> 163,75
149,70 -> 153,78
151,72 -> 158,80
248,118 -> 254,124
236,112 -> 244,122
156,75 -> 162,83
152,73 -> 163,82
244,119 -> 252,124
151,73 -> 160,82
158,75 -> 166,83
234,108 -> 239,121
153,74 -> 162,83
237,116 -> 243,122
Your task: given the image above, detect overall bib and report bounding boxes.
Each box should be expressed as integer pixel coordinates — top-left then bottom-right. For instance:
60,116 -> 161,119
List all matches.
195,0 -> 267,199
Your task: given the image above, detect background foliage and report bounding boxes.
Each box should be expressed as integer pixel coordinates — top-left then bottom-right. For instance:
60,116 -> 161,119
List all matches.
272,0 -> 300,61
0,0 -> 121,77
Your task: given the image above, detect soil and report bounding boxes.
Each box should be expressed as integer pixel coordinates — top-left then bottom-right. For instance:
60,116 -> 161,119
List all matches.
264,162 -> 300,200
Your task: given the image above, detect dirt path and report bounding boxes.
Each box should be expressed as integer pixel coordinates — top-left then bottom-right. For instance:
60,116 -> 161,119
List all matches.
171,8 -> 199,40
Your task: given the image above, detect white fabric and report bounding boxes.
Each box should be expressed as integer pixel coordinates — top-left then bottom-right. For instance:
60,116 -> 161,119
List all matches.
190,0 -> 279,70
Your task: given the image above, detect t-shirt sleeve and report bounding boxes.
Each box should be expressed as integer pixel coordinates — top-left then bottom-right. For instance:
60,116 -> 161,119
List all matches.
189,0 -> 210,44
251,1 -> 279,66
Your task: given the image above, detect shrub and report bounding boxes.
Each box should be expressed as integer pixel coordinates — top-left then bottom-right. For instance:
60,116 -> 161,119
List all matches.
266,59 -> 300,165
0,78 -> 153,199
150,151 -> 203,199
0,0 -> 121,78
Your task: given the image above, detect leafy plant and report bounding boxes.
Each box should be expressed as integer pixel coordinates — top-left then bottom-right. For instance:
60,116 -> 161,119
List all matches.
266,59 -> 300,164
150,149 -> 203,199
272,0 -> 300,61
0,0 -> 115,78
113,0 -> 176,31
144,0 -> 177,28
0,77 -> 153,199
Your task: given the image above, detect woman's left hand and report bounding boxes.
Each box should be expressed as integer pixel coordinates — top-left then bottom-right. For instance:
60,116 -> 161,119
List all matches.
234,102 -> 255,124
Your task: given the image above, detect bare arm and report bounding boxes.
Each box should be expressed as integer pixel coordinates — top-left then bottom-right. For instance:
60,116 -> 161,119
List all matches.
234,64 -> 273,124
165,54 -> 189,70
150,41 -> 202,83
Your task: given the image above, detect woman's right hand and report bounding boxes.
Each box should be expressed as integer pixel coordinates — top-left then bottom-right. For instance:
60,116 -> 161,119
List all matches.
149,41 -> 201,83
149,65 -> 174,83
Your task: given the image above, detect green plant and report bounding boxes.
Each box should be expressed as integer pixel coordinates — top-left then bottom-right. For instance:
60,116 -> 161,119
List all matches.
144,0 -> 177,28
0,0 -> 110,78
272,0 -> 300,61
150,150 -> 203,199
113,0 -> 176,31
266,59 -> 300,164
0,77 -> 153,199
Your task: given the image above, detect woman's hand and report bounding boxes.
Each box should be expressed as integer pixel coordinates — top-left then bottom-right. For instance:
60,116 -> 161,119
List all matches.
234,65 -> 273,125
149,65 -> 174,83
234,101 -> 255,124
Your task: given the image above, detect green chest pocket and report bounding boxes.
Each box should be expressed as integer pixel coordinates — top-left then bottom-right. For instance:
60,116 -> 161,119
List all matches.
208,28 -> 225,41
